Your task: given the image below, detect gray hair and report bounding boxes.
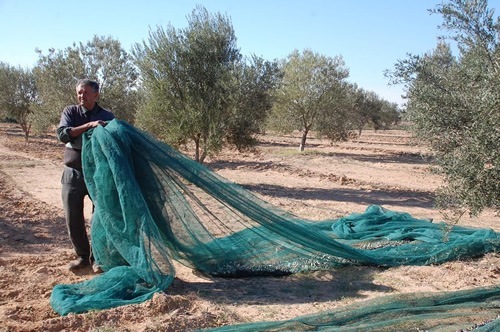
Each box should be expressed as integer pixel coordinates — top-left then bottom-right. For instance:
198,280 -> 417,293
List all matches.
76,79 -> 100,93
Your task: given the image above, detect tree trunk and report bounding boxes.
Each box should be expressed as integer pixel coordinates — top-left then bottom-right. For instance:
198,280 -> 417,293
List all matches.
199,150 -> 207,164
21,122 -> 31,143
299,128 -> 309,152
194,138 -> 200,162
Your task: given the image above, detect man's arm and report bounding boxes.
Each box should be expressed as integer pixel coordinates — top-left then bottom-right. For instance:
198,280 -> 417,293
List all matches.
56,105 -> 114,144
67,120 -> 107,138
57,120 -> 107,143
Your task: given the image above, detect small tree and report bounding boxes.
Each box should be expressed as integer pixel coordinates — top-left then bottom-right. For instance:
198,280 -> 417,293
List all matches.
346,86 -> 383,136
268,49 -> 349,151
134,6 -> 276,162
375,100 -> 401,130
79,35 -> 140,123
0,63 -> 37,141
344,84 -> 367,137
33,46 -> 85,132
227,55 -> 282,148
34,35 -> 139,132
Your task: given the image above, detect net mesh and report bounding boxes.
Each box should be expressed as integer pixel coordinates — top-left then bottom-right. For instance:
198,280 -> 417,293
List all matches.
203,286 -> 500,331
50,120 -> 499,329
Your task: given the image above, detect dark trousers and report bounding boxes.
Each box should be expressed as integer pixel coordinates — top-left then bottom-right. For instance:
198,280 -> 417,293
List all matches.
61,166 -> 92,260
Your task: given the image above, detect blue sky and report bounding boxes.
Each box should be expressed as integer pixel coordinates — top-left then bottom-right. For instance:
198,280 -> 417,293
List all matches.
1,0 -> 498,107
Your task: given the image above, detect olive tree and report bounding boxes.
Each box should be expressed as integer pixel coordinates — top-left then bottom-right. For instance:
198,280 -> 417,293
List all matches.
0,63 -> 37,141
227,55 -> 282,148
32,47 -> 84,132
134,6 -> 278,162
79,35 -> 140,122
34,35 -> 139,132
268,49 -> 349,151
375,100 -> 400,130
387,0 -> 499,216
345,86 -> 382,136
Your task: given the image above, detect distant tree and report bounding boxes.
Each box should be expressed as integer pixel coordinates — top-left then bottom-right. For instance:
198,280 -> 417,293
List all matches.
387,0 -> 499,216
227,55 -> 282,148
0,63 -> 37,141
32,47 -> 84,132
268,49 -> 349,151
134,6 -> 277,162
375,100 -> 400,130
79,35 -> 140,122
313,80 -> 351,142
34,35 -> 139,132
343,84 -> 401,136
346,86 -> 378,136
344,84 -> 367,136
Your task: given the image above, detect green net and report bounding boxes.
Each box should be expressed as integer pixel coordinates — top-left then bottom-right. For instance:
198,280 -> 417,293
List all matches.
50,120 -> 499,328
202,286 -> 500,331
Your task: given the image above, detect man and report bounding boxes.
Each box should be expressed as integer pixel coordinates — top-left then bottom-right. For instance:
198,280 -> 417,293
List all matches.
56,79 -> 115,273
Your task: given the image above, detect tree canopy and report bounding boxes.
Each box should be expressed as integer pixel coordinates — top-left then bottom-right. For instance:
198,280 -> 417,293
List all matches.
34,35 -> 139,132
388,0 -> 499,216
268,49 -> 349,151
134,6 -> 279,162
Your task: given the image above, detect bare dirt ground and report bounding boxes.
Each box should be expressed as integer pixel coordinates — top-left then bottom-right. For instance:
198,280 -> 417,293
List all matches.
0,122 -> 498,331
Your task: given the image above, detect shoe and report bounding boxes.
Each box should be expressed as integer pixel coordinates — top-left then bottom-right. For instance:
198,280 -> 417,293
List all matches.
92,263 -> 103,274
68,257 -> 90,271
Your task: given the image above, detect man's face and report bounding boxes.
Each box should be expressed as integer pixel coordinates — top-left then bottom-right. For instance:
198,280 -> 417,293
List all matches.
76,84 -> 99,110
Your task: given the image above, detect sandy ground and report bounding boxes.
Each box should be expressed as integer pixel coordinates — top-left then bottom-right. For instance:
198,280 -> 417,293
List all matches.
0,122 -> 498,331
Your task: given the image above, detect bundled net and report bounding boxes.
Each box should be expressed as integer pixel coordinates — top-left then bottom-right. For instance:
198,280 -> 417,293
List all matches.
50,120 -> 499,329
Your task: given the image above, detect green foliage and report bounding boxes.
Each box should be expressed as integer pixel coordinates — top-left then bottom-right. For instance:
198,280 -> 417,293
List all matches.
0,62 -> 36,140
344,84 -> 372,136
34,35 -> 139,132
226,55 -> 282,149
133,7 -> 238,162
344,84 -> 401,137
268,49 -> 349,151
134,6 -> 278,162
388,0 -> 499,215
370,99 -> 401,131
33,46 -> 85,132
79,35 -> 140,123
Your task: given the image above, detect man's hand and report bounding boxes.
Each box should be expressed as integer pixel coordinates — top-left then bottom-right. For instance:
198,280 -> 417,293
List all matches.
69,121 -> 107,138
89,120 -> 107,128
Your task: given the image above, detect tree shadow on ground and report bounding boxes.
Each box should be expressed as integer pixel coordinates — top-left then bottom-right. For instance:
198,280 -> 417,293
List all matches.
208,160 -> 276,171
169,265 -> 393,306
0,214 -> 69,253
242,183 -> 435,209
208,151 -> 432,170
259,140 -> 323,149
0,169 -> 69,253
321,151 -> 434,165
351,139 -> 410,146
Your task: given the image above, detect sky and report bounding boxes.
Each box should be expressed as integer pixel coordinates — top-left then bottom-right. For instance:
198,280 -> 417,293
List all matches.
0,0 -> 498,107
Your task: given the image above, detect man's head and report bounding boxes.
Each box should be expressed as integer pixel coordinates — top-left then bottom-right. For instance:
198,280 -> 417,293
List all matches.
76,79 -> 100,110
